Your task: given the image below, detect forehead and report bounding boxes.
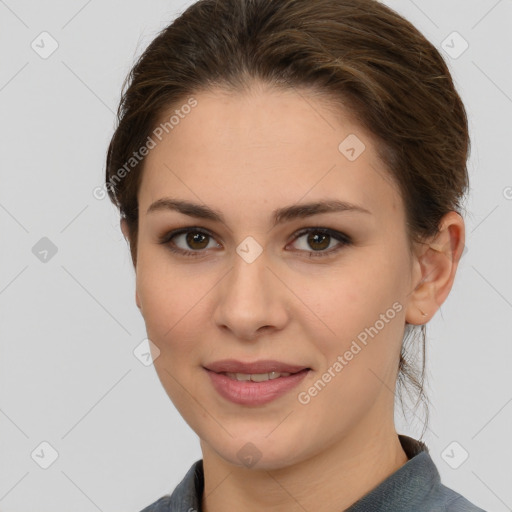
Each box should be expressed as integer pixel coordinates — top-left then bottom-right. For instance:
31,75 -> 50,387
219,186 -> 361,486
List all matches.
138,85 -> 403,223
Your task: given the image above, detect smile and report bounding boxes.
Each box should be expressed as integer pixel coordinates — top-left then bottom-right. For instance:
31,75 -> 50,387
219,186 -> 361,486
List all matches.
205,368 -> 310,405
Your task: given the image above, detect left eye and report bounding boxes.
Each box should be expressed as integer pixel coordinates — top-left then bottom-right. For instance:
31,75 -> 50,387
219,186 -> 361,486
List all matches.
289,228 -> 352,257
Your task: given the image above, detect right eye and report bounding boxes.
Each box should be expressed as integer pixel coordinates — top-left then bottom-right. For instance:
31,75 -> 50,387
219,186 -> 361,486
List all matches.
158,228 -> 221,257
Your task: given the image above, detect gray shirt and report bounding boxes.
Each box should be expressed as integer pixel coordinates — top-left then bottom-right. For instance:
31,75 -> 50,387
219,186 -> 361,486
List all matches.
140,435 -> 486,511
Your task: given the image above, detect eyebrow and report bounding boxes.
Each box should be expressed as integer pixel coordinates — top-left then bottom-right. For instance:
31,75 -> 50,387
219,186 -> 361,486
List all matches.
146,198 -> 371,227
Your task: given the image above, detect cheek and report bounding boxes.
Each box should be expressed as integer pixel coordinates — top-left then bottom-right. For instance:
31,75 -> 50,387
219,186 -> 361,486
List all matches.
291,266 -> 381,336
136,255 -> 204,349
136,263 -> 209,406
295,263 -> 405,370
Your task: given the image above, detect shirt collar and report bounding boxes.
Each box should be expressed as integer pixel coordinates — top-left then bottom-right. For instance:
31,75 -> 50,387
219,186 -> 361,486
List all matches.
346,435 -> 439,511
167,434 -> 437,512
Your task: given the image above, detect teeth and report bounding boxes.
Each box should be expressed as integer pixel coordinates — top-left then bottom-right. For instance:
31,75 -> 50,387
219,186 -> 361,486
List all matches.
224,371 -> 292,381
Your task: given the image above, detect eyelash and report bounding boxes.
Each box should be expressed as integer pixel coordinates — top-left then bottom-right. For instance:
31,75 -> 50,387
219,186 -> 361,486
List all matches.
158,227 -> 352,259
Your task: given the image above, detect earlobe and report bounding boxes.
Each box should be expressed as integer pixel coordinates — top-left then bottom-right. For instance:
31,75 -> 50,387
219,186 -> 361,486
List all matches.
405,211 -> 465,325
120,217 -> 130,242
124,218 -> 140,311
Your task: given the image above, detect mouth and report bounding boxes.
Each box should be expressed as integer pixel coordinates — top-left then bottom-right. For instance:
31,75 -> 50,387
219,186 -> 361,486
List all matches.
218,369 -> 309,382
203,360 -> 311,405
203,359 -> 311,375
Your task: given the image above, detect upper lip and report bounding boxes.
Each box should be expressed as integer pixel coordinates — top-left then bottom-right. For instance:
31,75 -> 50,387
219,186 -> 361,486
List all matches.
204,359 -> 310,374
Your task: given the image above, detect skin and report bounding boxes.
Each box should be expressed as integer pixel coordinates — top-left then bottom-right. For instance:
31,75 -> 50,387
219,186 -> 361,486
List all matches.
121,81 -> 465,512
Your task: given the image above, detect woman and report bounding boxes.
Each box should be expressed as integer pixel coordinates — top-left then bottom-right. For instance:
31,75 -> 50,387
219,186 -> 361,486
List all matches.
105,0 -> 485,510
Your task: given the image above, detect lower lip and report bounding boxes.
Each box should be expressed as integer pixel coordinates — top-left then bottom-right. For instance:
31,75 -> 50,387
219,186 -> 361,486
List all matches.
205,368 -> 310,406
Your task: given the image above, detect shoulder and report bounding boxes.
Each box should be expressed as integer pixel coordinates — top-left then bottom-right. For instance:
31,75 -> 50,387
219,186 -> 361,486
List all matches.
138,494 -> 199,512
394,436 -> 487,512
429,481 -> 487,511
137,459 -> 203,512
138,496 -> 173,512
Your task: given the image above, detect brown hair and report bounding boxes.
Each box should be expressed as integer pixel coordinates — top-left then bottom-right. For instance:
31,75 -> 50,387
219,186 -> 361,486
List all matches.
105,0 -> 470,436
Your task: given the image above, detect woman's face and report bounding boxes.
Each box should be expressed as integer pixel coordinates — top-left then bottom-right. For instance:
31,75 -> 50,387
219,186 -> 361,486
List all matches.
131,84 -> 422,469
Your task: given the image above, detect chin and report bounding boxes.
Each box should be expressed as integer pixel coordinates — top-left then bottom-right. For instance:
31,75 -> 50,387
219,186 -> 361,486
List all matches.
207,434 -> 307,471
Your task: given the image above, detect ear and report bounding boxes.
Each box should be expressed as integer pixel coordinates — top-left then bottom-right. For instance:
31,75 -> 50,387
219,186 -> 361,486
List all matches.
120,217 -> 130,242
405,211 -> 466,325
120,218 -> 142,311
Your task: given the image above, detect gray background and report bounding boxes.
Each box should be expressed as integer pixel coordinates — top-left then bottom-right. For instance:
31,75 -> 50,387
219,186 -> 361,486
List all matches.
1,0 -> 511,511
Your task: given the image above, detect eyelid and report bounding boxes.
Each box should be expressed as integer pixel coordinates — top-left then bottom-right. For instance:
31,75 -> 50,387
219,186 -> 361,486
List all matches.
287,227 -> 352,257
290,227 -> 351,244
158,227 -> 220,257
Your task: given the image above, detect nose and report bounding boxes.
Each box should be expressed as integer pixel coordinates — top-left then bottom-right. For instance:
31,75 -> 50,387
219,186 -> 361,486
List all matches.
212,247 -> 290,341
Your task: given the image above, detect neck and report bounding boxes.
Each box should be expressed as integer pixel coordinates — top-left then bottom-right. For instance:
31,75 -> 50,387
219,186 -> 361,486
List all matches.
200,419 -> 409,512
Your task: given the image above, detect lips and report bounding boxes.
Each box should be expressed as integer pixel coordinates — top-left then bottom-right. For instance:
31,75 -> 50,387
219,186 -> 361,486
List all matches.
205,364 -> 311,405
204,359 -> 310,374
